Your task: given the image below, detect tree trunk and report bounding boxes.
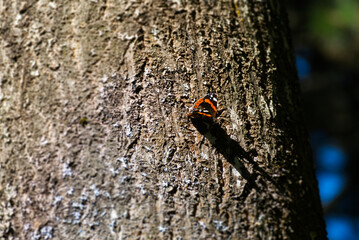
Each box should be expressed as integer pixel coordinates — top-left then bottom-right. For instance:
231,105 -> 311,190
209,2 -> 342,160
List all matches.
0,1 -> 326,239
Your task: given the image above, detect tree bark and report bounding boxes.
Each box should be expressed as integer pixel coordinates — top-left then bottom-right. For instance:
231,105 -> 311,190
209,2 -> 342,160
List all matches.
0,0 -> 326,239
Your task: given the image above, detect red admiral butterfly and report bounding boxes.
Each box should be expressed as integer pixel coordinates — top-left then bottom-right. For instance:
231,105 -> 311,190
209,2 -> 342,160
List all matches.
188,93 -> 217,119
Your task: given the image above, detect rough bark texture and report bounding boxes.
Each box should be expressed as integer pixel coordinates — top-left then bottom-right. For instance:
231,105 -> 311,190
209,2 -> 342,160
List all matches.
0,0 -> 326,239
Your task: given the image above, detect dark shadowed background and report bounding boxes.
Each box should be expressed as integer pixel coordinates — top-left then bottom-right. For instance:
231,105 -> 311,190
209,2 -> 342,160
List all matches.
288,0 -> 359,239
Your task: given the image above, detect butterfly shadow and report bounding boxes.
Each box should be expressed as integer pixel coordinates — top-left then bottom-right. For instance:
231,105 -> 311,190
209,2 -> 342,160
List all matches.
190,118 -> 277,200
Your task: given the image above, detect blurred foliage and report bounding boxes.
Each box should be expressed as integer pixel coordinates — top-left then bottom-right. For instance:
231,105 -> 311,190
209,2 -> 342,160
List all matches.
290,0 -> 359,65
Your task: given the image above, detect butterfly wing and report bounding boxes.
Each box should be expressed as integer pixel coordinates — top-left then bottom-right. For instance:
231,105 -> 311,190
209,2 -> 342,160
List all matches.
188,93 -> 217,118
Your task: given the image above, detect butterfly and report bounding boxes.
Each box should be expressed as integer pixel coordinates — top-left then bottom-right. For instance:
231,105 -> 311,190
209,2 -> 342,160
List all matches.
188,93 -> 217,119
